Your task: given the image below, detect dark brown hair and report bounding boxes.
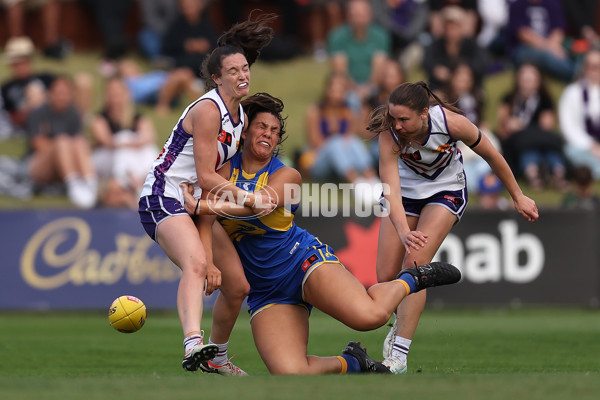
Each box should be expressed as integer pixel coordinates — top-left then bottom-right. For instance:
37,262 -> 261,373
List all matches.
202,12 -> 276,90
366,81 -> 463,150
241,92 -> 287,150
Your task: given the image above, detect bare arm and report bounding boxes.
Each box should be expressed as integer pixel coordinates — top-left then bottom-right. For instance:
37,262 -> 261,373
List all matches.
130,116 -> 157,148
185,101 -> 275,212
91,116 -> 115,148
378,131 -> 428,253
181,163 -> 301,217
446,110 -> 539,221
538,109 -> 556,132
518,27 -> 565,58
196,214 -> 221,295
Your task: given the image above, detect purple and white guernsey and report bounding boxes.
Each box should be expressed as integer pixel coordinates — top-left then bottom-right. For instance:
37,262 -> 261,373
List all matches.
140,88 -> 245,204
391,105 -> 465,199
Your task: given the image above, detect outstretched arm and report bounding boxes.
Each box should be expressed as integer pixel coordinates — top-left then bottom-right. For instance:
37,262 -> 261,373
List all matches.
447,110 -> 539,222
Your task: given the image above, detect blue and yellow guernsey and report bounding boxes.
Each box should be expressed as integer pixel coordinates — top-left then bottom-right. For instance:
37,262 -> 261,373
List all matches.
218,153 -> 339,316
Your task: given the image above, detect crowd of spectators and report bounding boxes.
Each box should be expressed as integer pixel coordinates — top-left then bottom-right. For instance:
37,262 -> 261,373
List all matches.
1,0 -> 600,210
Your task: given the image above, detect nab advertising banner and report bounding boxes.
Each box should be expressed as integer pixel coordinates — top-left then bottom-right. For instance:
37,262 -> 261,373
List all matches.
298,210 -> 600,307
0,209 -> 598,309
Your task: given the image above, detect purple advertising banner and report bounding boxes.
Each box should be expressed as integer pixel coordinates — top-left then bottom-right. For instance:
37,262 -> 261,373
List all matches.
0,209 -> 186,310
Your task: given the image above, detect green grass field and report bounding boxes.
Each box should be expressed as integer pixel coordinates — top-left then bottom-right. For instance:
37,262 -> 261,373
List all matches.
1,308 -> 599,400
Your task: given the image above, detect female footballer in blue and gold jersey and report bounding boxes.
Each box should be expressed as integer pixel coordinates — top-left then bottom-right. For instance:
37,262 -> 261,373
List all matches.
182,92 -> 461,375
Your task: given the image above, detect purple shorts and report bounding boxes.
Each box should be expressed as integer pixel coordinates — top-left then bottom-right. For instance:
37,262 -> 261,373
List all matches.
380,188 -> 468,221
404,188 -> 468,220
138,195 -> 189,241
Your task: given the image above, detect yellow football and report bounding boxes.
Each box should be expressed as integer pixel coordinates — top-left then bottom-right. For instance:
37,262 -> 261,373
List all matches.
108,295 -> 146,333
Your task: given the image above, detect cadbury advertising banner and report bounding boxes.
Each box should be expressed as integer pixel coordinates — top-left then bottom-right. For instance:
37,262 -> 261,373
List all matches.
0,209 -> 598,309
0,209 -> 182,310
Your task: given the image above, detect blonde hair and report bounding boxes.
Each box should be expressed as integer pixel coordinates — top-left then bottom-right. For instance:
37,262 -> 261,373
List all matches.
105,76 -> 135,130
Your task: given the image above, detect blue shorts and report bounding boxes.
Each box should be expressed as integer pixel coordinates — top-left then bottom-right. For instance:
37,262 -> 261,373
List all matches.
138,195 -> 189,241
380,188 -> 468,221
248,239 -> 341,320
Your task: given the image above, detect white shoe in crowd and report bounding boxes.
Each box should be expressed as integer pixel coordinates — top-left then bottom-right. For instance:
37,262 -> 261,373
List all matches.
67,177 -> 97,209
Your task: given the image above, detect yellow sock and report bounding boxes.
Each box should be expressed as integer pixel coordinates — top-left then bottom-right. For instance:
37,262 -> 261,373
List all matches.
397,279 -> 411,295
336,356 -> 348,374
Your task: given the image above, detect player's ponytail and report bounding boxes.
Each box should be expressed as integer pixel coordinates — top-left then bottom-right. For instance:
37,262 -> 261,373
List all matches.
414,81 -> 464,115
217,12 -> 276,67
202,12 -> 275,90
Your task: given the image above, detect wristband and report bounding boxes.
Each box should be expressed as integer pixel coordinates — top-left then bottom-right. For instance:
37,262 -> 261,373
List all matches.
194,199 -> 200,215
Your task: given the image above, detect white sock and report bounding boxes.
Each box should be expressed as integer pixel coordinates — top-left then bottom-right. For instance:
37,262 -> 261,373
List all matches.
183,334 -> 203,354
209,338 -> 229,365
391,336 -> 412,363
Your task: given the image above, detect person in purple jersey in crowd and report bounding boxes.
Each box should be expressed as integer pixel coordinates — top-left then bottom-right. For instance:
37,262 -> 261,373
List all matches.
367,81 -> 539,374
506,0 -> 575,82
138,13 -> 277,375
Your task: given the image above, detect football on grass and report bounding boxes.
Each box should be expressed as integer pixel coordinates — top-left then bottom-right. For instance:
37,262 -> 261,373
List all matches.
108,295 -> 146,333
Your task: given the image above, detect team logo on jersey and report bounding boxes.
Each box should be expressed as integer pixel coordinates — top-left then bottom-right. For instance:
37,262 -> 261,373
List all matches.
301,253 -> 319,272
401,150 -> 422,161
217,129 -> 233,146
435,143 -> 452,153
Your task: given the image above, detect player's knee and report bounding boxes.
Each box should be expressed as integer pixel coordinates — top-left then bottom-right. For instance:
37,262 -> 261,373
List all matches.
237,280 -> 250,299
353,308 -> 389,331
182,258 -> 208,280
270,364 -> 308,375
224,278 -> 250,302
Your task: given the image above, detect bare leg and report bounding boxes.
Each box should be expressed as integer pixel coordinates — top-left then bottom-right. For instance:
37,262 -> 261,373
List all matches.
395,206 -> 456,339
156,215 -> 209,336
71,135 -> 96,178
29,142 -> 61,184
209,223 -> 249,344
376,206 -> 457,370
155,68 -> 196,115
52,135 -> 78,179
376,214 -> 410,282
304,262 -> 408,331
251,304 -> 342,374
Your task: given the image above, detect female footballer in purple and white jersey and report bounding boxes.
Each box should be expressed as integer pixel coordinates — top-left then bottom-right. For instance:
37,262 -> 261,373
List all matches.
368,81 -> 539,374
137,14 -> 276,375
